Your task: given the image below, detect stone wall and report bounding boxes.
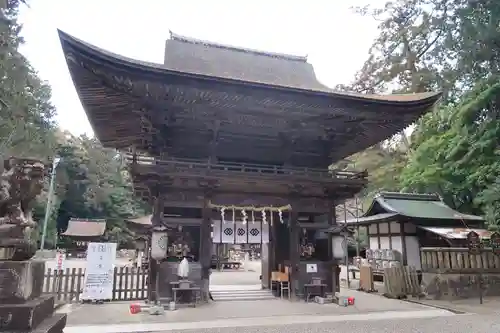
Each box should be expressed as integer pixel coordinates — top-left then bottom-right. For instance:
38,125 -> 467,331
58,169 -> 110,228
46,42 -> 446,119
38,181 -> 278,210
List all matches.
422,272 -> 500,300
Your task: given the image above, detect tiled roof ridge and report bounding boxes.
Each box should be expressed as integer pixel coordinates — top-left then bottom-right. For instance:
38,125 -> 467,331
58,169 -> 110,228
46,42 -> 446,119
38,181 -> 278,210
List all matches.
169,31 -> 308,62
376,191 -> 441,202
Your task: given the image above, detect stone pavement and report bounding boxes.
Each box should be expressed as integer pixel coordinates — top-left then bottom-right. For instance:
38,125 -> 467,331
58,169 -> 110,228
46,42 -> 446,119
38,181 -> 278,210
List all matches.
63,308 -> 456,333
140,314 -> 500,333
59,268 -> 464,333
61,288 -> 447,331
407,296 -> 500,315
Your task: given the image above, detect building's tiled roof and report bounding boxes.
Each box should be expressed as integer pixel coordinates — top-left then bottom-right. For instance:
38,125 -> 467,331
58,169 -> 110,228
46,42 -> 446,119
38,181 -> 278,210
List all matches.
126,215 -> 152,226
164,32 -> 330,91
419,227 -> 491,240
365,192 -> 484,222
61,219 -> 106,237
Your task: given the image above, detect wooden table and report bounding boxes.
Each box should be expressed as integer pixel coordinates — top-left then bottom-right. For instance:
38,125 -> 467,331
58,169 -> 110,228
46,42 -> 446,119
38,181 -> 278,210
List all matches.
172,287 -> 201,307
303,283 -> 327,302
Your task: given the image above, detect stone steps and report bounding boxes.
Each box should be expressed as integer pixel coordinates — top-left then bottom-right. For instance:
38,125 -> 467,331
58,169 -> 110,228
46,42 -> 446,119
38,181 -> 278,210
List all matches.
210,288 -> 274,301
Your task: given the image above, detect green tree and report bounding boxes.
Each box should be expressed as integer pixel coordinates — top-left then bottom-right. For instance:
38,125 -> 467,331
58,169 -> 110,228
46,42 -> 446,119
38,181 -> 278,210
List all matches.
54,135 -> 148,248
0,0 -> 57,159
401,78 -> 500,225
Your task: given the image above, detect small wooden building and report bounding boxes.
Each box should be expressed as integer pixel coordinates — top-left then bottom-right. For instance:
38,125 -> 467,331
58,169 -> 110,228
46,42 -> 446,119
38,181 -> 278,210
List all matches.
346,192 -> 485,270
60,218 -> 106,256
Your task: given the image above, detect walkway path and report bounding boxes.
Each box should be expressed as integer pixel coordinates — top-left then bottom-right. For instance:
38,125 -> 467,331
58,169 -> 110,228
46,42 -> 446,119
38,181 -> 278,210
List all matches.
62,288 -> 445,326
61,267 -> 458,332
63,308 -> 455,333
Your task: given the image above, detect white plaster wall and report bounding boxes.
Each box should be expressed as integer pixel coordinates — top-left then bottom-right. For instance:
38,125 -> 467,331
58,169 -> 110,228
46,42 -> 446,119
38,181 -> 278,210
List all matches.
368,224 -> 378,234
405,236 -> 421,269
369,237 -> 379,250
389,222 -> 401,233
391,236 -> 403,254
379,236 -> 390,250
379,223 -> 389,233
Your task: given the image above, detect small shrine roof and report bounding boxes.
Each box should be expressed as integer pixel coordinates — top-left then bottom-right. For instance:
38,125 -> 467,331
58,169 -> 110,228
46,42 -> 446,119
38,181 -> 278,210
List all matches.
419,227 -> 492,240
61,219 -> 106,237
126,215 -> 152,226
368,192 -> 483,221
345,192 -> 484,225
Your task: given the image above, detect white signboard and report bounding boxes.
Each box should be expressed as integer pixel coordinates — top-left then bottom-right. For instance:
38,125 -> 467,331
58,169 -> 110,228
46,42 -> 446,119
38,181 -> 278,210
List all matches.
306,263 -> 318,273
81,242 -> 117,301
55,251 -> 66,271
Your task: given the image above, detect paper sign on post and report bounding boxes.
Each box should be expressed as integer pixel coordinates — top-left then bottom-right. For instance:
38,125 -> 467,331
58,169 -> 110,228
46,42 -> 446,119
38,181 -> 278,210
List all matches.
55,251 -> 66,271
81,242 -> 117,301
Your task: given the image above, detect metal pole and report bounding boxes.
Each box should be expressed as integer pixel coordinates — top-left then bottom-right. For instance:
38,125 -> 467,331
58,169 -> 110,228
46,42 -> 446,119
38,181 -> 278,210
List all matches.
40,157 -> 60,251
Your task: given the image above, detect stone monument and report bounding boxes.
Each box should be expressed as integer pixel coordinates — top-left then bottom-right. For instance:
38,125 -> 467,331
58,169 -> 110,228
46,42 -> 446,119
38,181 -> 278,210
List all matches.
0,157 -> 66,332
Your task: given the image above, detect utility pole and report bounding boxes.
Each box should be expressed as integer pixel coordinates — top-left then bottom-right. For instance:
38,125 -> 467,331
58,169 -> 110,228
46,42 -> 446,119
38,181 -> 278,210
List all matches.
40,156 -> 61,251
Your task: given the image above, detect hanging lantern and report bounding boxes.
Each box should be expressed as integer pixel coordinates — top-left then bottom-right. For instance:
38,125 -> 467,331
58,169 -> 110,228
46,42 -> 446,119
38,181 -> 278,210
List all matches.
151,227 -> 168,260
332,235 -> 346,260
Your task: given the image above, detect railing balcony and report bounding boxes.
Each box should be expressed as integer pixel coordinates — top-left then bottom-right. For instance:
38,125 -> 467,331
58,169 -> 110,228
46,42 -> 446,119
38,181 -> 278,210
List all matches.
124,154 -> 367,181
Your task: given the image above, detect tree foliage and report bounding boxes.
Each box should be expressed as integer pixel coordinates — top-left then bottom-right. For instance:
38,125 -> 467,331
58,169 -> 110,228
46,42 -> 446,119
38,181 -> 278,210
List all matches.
54,135 -> 148,247
345,0 -> 500,229
0,0 -> 148,249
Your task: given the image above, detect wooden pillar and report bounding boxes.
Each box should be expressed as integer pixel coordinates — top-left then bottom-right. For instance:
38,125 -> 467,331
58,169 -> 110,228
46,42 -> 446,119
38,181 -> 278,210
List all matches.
329,200 -> 340,293
199,191 -> 213,301
148,193 -> 163,303
327,200 -> 335,260
270,211 -> 277,271
289,206 -> 300,300
400,222 -> 408,265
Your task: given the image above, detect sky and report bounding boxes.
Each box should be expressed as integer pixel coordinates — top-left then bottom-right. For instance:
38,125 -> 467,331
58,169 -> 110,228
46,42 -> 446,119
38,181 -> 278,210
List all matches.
18,0 -> 385,136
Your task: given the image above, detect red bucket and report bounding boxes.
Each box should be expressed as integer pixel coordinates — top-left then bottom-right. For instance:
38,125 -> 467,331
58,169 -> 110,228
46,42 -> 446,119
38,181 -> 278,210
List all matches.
129,304 -> 141,314
347,297 -> 355,305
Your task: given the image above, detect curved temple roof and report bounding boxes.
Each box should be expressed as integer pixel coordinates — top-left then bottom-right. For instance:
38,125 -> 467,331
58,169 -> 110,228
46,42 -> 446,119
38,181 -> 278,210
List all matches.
61,218 -> 106,237
58,30 -> 442,162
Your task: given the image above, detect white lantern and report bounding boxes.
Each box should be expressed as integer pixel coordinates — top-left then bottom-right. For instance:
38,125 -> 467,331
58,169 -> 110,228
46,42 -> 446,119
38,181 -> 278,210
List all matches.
332,235 -> 346,259
151,229 -> 168,260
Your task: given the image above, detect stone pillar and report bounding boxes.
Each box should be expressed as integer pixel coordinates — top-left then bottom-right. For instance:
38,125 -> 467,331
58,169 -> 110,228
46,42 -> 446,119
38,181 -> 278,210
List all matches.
0,261 -> 66,332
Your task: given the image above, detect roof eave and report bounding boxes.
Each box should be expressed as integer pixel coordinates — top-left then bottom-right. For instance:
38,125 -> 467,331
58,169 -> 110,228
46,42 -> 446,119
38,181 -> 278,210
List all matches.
58,30 -> 443,107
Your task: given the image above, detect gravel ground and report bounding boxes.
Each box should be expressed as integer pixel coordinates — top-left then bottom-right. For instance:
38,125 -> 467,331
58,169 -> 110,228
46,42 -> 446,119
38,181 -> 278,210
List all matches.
146,313 -> 500,333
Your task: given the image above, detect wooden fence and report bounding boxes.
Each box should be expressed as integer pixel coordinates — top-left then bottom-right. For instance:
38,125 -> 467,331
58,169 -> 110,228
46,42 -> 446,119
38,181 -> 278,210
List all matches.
358,265 -> 421,298
420,247 -> 500,273
383,266 -> 421,299
43,267 -> 148,303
